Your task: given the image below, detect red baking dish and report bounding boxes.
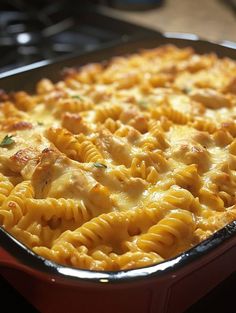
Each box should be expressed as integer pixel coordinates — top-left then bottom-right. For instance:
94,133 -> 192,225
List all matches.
1,33 -> 236,313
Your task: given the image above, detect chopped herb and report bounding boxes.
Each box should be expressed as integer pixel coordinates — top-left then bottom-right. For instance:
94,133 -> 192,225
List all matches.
138,100 -> 148,108
37,122 -> 44,126
0,135 -> 15,147
72,95 -> 83,100
182,87 -> 192,94
93,162 -> 107,169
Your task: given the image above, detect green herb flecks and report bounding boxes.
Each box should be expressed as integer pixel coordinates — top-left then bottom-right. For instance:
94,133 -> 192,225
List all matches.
0,135 -> 15,147
93,162 -> 107,169
138,100 -> 148,109
72,95 -> 83,101
182,87 -> 192,94
37,122 -> 44,126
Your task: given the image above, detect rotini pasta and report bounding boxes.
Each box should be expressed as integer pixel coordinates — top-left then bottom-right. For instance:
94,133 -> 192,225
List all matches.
0,45 -> 236,271
0,174 -> 14,205
45,127 -> 81,161
137,210 -> 195,258
0,181 -> 34,228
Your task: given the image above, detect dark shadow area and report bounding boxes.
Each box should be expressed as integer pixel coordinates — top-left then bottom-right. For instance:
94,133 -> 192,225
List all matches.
1,272 -> 235,313
185,272 -> 236,313
0,274 -> 39,313
219,0 -> 236,13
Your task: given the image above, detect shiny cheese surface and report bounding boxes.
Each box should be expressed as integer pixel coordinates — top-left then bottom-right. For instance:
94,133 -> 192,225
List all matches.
1,45 -> 236,270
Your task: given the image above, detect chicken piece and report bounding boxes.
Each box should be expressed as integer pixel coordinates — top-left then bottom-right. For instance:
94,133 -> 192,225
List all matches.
189,89 -> 231,109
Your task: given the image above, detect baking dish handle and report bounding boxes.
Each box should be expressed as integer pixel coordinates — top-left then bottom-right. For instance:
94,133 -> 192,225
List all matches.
0,246 -> 19,268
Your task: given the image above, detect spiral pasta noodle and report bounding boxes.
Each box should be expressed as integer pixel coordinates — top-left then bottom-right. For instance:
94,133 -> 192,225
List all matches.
95,103 -> 122,122
152,106 -> 190,124
103,118 -> 122,133
54,97 -> 94,117
137,210 -> 195,257
0,181 -> 34,228
191,118 -> 217,134
0,174 -> 14,205
80,140 -> 104,163
53,211 -> 129,250
46,127 -> 81,161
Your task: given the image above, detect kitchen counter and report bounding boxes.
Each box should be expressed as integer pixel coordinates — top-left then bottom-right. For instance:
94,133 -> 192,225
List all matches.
101,0 -> 236,42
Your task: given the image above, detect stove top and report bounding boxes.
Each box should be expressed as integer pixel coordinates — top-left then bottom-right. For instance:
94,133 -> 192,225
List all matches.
0,0 -> 155,73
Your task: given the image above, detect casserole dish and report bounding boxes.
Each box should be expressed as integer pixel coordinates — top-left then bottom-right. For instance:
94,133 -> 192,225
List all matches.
1,33 -> 236,313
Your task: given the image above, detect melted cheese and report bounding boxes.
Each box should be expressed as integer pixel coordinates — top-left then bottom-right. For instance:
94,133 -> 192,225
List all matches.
1,44 -> 236,271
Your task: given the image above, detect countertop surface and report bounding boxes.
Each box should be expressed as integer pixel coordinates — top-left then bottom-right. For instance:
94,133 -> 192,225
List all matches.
101,0 -> 236,42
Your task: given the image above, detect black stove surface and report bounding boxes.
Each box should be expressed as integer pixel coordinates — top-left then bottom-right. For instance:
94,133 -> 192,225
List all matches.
0,0 -> 154,73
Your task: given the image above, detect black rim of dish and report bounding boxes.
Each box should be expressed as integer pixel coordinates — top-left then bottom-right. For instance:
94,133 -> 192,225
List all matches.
1,221 -> 236,284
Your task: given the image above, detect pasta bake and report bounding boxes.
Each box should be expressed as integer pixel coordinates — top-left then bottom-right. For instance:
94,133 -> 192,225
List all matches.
1,45 -> 236,271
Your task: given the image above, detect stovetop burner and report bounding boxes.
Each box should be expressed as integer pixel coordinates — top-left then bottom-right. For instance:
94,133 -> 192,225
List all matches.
0,0 -> 155,73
